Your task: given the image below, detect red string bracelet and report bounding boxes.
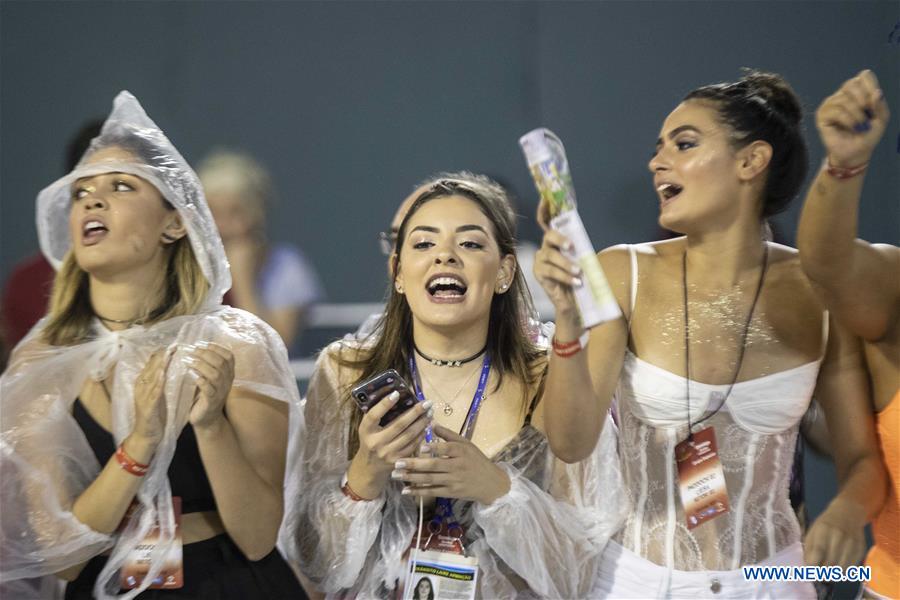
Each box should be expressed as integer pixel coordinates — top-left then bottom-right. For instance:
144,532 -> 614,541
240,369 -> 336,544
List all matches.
825,158 -> 869,180
341,473 -> 374,502
115,444 -> 150,477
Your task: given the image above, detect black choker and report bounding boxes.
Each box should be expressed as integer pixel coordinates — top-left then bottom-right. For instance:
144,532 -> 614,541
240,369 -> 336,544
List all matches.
413,344 -> 487,368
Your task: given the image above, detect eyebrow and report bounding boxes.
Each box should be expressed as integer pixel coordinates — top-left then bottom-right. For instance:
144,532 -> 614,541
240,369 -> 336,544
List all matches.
409,225 -> 440,235
73,171 -> 133,184
409,224 -> 488,235
655,125 -> 702,148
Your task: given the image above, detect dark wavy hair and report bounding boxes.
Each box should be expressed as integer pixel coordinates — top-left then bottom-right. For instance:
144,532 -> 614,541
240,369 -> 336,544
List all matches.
685,69 -> 809,218
337,172 -> 544,457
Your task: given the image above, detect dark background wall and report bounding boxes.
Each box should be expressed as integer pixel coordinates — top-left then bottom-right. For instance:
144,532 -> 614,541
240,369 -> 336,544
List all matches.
1,1 -> 897,589
3,2 -> 897,294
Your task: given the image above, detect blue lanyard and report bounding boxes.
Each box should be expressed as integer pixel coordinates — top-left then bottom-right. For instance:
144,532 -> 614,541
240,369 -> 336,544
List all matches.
408,351 -> 492,532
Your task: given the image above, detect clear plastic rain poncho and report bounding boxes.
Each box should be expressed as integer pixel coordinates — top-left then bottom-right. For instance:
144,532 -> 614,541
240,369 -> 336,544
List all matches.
0,92 -> 304,599
278,337 -> 627,599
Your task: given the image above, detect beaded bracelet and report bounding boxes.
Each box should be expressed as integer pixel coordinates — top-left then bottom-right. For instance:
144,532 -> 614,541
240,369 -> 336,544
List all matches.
115,444 -> 150,477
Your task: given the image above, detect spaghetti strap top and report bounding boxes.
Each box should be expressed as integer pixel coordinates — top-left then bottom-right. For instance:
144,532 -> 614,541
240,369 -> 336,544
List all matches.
612,244 -> 828,571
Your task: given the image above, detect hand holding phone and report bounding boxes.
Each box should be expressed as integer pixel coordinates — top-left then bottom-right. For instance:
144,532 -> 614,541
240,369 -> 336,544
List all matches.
351,369 -> 417,427
348,370 -> 433,493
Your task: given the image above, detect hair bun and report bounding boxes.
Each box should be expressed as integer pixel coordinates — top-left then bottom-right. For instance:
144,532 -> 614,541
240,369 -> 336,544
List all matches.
739,69 -> 803,126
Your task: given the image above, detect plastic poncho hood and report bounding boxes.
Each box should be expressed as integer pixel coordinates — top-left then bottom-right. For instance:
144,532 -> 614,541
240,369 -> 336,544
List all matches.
36,90 -> 230,307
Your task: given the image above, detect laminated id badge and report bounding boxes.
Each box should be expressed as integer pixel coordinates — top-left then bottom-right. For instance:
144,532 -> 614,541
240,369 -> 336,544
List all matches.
402,519 -> 478,600
120,496 -> 184,589
675,427 -> 730,530
404,550 -> 478,600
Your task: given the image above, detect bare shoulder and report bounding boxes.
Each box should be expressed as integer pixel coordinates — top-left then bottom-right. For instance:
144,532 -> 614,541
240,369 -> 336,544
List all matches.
872,243 -> 900,268
596,244 -> 633,313
766,241 -> 800,262
766,242 -> 825,297
599,237 -> 685,271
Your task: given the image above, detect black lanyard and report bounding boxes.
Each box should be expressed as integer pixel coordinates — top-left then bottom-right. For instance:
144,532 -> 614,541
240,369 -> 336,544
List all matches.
683,245 -> 769,439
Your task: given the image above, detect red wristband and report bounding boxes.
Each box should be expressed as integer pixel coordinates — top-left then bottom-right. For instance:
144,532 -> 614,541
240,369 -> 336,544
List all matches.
115,444 -> 150,477
552,335 -> 582,358
340,473 -> 374,502
825,158 -> 868,180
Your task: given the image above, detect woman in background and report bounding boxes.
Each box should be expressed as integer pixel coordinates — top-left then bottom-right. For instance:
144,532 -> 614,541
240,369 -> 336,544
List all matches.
198,150 -> 324,349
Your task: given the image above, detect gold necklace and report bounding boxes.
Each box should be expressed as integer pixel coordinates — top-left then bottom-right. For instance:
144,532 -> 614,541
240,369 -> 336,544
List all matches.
420,360 -> 483,416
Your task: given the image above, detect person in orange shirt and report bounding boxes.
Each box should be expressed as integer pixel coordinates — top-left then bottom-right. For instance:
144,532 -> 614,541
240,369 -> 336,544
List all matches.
798,70 -> 898,599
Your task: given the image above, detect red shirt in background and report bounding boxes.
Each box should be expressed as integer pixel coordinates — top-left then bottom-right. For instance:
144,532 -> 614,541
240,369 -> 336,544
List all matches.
1,254 -> 55,350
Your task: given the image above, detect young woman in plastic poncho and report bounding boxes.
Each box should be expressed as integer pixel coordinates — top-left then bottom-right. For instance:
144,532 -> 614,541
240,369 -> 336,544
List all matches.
278,173 -> 625,599
0,92 -> 306,600
533,72 -> 881,597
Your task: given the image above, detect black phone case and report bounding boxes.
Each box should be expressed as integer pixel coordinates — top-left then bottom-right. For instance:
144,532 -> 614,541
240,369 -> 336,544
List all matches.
350,369 -> 417,427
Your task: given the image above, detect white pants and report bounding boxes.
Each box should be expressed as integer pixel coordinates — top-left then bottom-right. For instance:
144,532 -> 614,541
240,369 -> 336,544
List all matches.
590,540 -> 816,599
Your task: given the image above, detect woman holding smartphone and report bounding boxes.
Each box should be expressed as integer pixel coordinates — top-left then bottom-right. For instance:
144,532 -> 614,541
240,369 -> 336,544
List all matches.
0,92 -> 305,599
279,173 -> 623,598
533,72 -> 880,597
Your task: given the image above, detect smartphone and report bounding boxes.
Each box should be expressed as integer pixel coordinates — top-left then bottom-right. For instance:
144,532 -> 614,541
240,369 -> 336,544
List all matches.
350,369 -> 418,427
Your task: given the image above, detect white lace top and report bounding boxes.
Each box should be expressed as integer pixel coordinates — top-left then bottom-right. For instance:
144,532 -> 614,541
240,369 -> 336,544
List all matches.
613,245 -> 827,571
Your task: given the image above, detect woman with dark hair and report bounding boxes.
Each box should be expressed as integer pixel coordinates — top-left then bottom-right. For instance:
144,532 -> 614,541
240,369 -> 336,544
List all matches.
0,92 -> 307,600
534,71 -> 877,597
412,576 -> 435,600
280,172 -> 623,598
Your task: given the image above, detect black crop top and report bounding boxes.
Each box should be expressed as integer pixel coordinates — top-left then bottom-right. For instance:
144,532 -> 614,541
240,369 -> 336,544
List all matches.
72,398 -> 217,514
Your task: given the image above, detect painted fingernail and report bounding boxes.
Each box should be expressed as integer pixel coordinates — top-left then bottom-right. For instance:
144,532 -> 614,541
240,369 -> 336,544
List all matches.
394,460 -> 407,469
426,409 -> 434,419
421,400 -> 433,411
570,265 -> 582,276
390,470 -> 404,480
420,444 -> 431,453
184,356 -> 197,365
401,488 -> 412,495
572,277 -> 583,287
195,341 -> 210,348
388,391 -> 400,402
